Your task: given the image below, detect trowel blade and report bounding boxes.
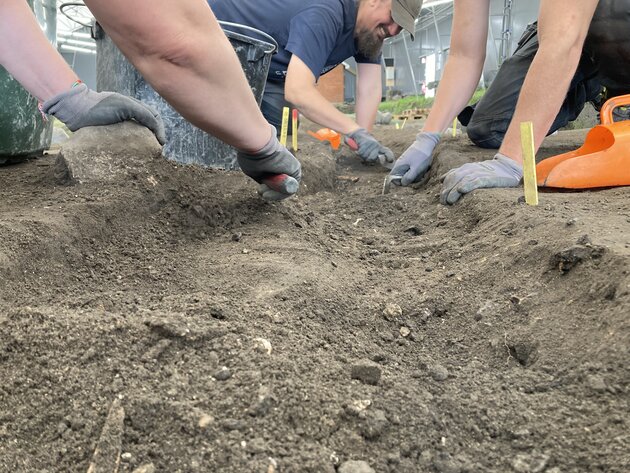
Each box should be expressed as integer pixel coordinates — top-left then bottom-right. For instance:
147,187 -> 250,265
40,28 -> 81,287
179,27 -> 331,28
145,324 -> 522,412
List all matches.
382,175 -> 402,195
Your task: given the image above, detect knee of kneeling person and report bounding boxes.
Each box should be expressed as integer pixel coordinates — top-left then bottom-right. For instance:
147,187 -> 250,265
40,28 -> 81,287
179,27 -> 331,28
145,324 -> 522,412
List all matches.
466,118 -> 505,149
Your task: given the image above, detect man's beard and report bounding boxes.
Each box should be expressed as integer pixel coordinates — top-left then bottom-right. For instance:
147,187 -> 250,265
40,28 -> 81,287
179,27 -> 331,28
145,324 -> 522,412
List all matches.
355,27 -> 383,60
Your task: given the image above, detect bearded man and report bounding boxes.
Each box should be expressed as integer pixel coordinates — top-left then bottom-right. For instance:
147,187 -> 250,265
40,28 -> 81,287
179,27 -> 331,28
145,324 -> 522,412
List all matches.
208,0 -> 422,166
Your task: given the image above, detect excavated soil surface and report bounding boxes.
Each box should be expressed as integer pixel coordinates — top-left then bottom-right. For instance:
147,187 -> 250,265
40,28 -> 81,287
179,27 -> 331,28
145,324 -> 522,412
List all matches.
0,123 -> 628,473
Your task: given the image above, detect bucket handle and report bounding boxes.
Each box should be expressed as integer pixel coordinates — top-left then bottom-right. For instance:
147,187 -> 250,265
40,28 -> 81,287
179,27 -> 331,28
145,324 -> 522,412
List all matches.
218,21 -> 278,56
600,94 -> 630,125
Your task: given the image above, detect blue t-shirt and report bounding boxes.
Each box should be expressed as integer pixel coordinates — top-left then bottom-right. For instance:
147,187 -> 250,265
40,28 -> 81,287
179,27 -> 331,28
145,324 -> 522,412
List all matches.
208,0 -> 380,83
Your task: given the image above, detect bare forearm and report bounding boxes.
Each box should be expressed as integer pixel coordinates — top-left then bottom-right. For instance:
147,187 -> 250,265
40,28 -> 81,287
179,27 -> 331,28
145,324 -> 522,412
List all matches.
0,0 -> 77,100
85,0 -> 271,152
499,48 -> 582,162
355,84 -> 381,132
423,55 -> 484,133
499,0 -> 598,162
290,86 -> 359,134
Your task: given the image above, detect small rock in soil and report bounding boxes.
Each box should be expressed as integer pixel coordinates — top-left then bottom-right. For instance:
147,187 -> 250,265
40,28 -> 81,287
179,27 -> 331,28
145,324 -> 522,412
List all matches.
404,226 -> 423,236
381,332 -> 395,343
359,409 -> 389,440
351,360 -> 382,385
400,326 -> 411,338
382,303 -> 403,321
507,339 -> 539,367
121,452 -> 133,462
338,460 -> 376,473
220,419 -> 247,431
213,367 -> 232,381
345,399 -> 372,417
198,414 -> 214,429
586,374 -> 607,393
430,364 -> 449,382
511,452 -> 550,473
206,351 -> 220,368
132,464 -> 155,473
551,244 -> 605,273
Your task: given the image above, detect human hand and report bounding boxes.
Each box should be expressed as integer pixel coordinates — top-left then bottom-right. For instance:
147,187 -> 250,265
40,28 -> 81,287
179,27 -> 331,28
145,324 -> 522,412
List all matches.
440,153 -> 523,205
42,83 -> 166,145
389,131 -> 441,186
237,127 -> 302,201
345,128 -> 395,168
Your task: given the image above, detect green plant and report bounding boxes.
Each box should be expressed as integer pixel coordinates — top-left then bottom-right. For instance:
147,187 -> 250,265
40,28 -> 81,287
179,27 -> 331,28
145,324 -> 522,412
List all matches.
379,88 -> 487,114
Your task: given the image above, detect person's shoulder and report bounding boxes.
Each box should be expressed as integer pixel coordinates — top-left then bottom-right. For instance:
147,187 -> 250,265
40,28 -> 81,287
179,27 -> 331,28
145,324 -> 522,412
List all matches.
301,0 -> 351,15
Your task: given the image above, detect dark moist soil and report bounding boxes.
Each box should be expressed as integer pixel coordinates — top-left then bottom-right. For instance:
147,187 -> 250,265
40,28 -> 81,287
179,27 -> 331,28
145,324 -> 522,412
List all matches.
0,123 -> 628,473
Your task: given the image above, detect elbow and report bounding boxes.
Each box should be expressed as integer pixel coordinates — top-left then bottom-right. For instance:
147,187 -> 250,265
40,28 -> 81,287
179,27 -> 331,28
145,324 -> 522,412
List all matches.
126,32 -> 207,92
538,32 -> 586,69
284,81 -> 307,108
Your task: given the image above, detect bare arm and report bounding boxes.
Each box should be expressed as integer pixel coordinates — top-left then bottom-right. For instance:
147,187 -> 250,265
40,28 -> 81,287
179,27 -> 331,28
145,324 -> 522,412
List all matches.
355,63 -> 383,132
285,55 -> 360,134
423,0 -> 490,133
499,0 -> 599,162
0,0 -> 77,100
84,0 -> 272,152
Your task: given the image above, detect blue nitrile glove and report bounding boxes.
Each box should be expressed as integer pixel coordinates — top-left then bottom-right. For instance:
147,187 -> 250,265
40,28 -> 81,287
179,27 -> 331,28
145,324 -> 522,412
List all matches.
42,83 -> 166,145
389,131 -> 441,186
237,126 -> 302,202
345,128 -> 395,168
440,153 -> 523,205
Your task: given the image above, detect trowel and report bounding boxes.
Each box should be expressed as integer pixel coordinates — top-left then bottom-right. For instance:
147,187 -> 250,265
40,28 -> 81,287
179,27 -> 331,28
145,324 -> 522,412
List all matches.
382,175 -> 402,195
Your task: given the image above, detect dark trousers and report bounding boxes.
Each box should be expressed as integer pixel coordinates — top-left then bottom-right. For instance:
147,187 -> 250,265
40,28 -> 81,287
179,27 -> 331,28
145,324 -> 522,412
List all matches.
458,22 -> 602,149
260,80 -> 293,132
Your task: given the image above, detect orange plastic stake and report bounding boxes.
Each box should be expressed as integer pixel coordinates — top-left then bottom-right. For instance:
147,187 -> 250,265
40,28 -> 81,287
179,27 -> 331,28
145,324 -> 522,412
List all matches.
307,128 -> 341,150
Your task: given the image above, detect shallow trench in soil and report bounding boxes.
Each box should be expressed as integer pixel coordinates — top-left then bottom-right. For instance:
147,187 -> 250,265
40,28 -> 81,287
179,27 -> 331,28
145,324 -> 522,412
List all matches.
0,123 -> 628,473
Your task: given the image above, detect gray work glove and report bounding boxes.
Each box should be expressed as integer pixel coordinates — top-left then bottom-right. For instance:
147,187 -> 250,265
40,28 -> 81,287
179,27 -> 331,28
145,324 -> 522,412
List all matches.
440,153 -> 523,205
345,128 -> 395,168
237,126 -> 302,201
389,131 -> 441,186
42,83 -> 166,145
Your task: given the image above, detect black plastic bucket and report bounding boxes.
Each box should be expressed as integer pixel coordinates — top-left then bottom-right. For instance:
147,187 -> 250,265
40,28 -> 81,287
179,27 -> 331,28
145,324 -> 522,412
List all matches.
94,21 -> 277,169
0,0 -> 56,162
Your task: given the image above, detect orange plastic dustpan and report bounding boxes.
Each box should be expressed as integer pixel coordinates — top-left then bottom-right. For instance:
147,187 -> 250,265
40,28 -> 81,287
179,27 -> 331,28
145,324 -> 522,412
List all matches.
537,94 -> 630,188
307,128 -> 341,150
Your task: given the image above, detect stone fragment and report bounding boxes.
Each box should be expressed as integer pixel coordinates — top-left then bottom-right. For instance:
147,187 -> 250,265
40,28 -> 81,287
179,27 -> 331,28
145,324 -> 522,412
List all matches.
338,460 -> 376,473
351,360 -> 382,385
382,303 -> 403,321
430,364 -> 449,382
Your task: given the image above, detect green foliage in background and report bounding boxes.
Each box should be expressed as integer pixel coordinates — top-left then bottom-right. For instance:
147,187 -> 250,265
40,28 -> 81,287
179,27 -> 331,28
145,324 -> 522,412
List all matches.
379,88 -> 487,114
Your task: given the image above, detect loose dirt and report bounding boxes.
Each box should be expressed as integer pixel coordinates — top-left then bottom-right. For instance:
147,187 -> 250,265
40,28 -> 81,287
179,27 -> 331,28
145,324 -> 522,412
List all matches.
0,122 -> 628,473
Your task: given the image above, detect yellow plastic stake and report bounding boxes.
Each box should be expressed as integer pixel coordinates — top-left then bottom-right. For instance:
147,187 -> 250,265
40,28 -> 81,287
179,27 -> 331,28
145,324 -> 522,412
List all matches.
452,118 -> 457,137
395,122 -> 400,130
520,121 -> 539,206
280,106 -> 290,146
292,109 -> 299,152
401,118 -> 408,130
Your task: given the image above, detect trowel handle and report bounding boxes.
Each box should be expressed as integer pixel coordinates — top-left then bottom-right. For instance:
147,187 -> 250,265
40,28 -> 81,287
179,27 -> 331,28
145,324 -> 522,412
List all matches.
600,94 -> 630,125
261,174 -> 299,194
346,137 -> 359,151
